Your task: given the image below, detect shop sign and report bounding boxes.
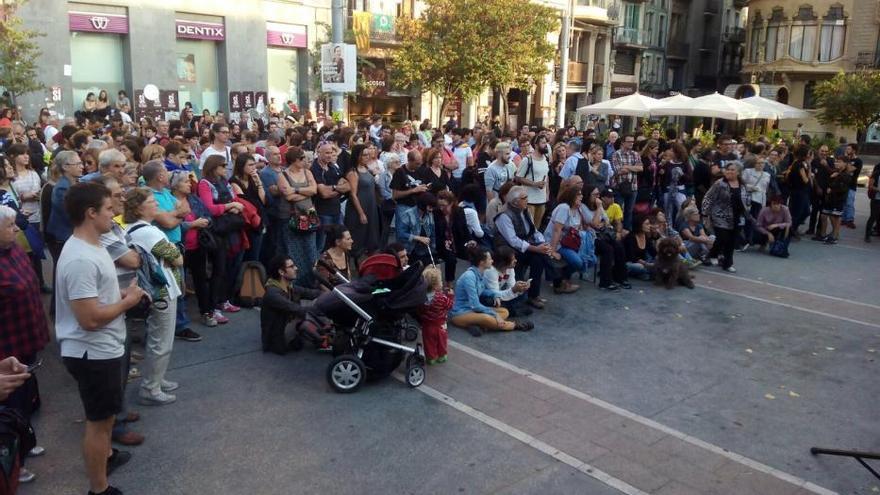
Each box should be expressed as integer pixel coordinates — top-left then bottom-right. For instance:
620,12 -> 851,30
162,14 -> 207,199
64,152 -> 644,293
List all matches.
176,20 -> 225,41
68,12 -> 128,34
610,82 -> 637,97
361,63 -> 388,98
266,22 -> 307,49
50,86 -> 62,102
229,92 -> 242,112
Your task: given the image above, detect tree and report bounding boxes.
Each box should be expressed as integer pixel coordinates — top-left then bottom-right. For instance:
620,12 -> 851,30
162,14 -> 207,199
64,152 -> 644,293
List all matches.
394,0 -> 559,128
0,1 -> 44,105
813,70 -> 880,143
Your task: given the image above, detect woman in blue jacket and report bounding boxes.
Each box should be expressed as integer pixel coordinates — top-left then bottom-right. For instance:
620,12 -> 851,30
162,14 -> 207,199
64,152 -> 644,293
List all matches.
449,246 -> 532,336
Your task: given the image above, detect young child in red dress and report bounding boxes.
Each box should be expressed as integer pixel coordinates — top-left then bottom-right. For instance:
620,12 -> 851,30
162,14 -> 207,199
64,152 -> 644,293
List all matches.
417,267 -> 454,364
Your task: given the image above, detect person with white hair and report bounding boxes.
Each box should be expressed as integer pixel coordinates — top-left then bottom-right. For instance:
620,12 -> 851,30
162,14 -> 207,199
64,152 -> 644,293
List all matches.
494,185 -> 573,309
81,148 -> 126,182
0,203 -> 51,484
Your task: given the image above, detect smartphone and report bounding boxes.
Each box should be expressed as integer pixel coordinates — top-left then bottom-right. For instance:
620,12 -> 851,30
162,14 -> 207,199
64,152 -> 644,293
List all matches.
26,359 -> 43,373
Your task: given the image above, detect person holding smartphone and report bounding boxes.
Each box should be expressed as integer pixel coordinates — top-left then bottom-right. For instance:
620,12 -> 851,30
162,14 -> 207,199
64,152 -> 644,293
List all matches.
0,204 -> 51,484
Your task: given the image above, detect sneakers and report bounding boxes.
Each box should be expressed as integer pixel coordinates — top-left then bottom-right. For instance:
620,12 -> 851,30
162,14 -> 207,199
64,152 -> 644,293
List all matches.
160,380 -> 179,392
824,237 -> 838,245
436,355 -> 448,363
28,446 -> 45,457
514,320 -> 535,332
201,313 -> 218,327
526,298 -> 545,309
619,282 -> 632,289
598,283 -> 620,291
175,328 -> 202,342
18,468 -> 35,483
707,258 -> 719,266
138,388 -> 176,406
220,301 -> 241,313
106,448 -> 131,476
724,266 -> 737,273
737,243 -> 750,252
213,310 -> 229,324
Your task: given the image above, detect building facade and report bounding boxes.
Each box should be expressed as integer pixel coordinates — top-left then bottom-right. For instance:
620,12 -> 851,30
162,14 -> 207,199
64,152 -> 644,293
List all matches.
15,0 -> 328,122
640,0 -> 670,97
741,0 -> 879,144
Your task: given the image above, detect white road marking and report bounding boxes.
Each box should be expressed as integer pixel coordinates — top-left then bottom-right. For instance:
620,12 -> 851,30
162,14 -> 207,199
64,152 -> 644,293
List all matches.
703,271 -> 880,310
447,341 -> 838,495
394,372 -> 650,495
697,284 -> 880,330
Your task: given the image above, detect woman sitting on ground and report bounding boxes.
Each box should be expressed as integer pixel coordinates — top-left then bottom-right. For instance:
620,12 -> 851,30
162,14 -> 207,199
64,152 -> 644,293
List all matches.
449,246 -> 530,337
754,195 -> 792,250
458,184 -> 488,246
581,185 -> 630,290
650,207 -> 696,266
318,224 -> 356,285
678,205 -> 714,263
623,214 -> 656,280
482,246 -> 532,317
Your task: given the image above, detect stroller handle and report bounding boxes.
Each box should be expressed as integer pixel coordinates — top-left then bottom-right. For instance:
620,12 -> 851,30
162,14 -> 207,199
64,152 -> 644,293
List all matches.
317,258 -> 350,284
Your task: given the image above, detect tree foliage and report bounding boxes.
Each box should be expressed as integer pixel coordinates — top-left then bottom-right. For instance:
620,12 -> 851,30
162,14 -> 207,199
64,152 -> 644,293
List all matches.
0,1 -> 44,103
814,71 -> 880,139
394,0 -> 558,125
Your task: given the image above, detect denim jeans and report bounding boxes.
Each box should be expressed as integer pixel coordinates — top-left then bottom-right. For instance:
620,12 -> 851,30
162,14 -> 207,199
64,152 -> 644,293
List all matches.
558,246 -> 586,272
615,190 -> 637,231
843,189 -> 856,223
316,213 -> 344,252
626,262 -> 651,280
142,297 -> 177,394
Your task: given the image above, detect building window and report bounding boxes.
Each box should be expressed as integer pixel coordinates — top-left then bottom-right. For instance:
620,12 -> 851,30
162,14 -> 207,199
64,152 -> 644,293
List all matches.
765,24 -> 786,61
70,32 -> 126,109
818,5 -> 846,62
749,23 -> 762,62
176,39 -> 221,114
789,6 -> 817,61
658,15 -> 665,47
789,24 -> 817,61
625,4 -> 640,30
803,80 -> 816,109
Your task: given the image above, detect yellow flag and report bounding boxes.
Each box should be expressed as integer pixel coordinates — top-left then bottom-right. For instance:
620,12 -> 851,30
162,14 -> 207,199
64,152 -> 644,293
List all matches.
353,11 -> 371,51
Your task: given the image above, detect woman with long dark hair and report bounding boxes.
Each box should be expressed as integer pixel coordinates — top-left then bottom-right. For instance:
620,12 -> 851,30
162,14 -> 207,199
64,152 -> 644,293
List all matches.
786,144 -> 812,239
230,153 -> 266,261
343,143 -> 381,257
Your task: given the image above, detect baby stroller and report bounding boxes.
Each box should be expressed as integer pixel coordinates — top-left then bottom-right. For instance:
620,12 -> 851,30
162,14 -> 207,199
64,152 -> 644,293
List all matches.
311,255 -> 428,393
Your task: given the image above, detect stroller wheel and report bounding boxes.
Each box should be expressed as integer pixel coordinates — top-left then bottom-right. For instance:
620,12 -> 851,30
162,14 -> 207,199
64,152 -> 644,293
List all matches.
327,355 -> 366,393
405,363 -> 426,388
404,326 -> 419,342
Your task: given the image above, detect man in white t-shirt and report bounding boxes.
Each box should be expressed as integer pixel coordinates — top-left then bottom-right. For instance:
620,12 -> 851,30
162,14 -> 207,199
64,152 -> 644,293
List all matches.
55,181 -> 144,495
199,122 -> 232,171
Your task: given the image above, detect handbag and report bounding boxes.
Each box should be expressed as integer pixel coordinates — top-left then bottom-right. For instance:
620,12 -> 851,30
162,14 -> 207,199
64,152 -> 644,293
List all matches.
212,212 -> 245,235
768,238 -> 790,258
288,207 -> 320,233
198,228 -> 219,252
615,180 -> 633,196
559,208 -> 582,251
595,225 -> 617,243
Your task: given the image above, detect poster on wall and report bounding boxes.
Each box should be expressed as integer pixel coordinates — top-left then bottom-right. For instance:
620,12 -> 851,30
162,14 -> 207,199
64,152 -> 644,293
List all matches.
229,92 -> 242,112
242,91 -> 255,110
177,53 -> 196,83
361,63 -> 387,98
320,43 -> 356,93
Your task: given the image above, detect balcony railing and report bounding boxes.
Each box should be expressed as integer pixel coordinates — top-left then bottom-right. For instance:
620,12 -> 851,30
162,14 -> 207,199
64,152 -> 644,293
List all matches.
723,27 -> 746,43
614,27 -> 647,47
568,61 -> 589,84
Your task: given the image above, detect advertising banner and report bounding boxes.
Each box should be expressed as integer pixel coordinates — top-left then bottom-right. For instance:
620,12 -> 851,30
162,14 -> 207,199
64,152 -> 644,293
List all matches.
320,43 -> 357,93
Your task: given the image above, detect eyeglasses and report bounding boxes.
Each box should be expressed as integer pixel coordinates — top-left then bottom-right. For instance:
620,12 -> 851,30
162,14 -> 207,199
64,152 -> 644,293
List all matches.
284,263 -> 296,269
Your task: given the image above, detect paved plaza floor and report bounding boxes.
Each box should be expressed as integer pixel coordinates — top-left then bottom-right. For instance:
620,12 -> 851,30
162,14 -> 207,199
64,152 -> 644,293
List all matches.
19,195 -> 879,495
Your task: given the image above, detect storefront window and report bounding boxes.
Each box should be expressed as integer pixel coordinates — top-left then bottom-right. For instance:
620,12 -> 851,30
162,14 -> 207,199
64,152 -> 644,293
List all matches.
267,48 -> 300,110
70,32 -> 125,110
176,39 -> 220,114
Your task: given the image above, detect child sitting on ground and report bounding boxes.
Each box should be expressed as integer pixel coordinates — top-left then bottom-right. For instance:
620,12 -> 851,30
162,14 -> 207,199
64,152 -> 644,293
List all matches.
417,267 -> 454,364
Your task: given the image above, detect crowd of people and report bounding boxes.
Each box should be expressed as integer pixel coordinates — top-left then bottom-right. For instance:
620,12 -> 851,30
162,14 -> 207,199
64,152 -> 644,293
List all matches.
0,100 -> 875,495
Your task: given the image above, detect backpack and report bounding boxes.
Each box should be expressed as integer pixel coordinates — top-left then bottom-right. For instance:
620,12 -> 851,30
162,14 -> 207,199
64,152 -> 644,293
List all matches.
234,261 -> 267,307
126,226 -> 171,319
0,407 -> 35,495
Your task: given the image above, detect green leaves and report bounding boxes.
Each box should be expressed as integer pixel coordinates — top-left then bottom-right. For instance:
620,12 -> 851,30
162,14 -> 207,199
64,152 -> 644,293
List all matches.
0,3 -> 45,100
394,0 -> 559,115
814,71 -> 880,136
